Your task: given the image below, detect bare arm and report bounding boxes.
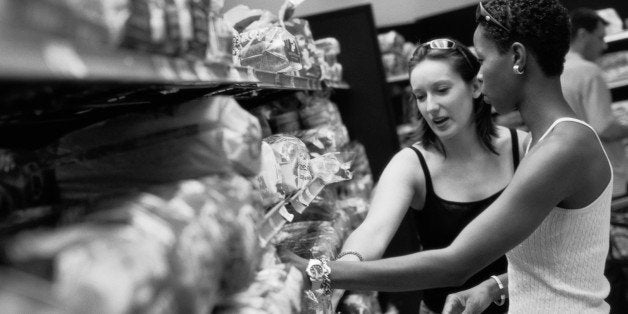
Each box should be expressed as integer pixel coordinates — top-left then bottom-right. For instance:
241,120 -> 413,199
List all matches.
442,273 -> 508,314
330,148 -> 423,306
581,71 -> 628,141
324,126 -> 605,292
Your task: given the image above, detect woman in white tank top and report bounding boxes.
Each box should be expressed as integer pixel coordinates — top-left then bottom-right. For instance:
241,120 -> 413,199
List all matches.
280,1 -> 612,313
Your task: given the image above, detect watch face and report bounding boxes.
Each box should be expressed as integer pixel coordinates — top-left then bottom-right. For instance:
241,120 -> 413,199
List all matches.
308,264 -> 323,279
306,260 -> 325,280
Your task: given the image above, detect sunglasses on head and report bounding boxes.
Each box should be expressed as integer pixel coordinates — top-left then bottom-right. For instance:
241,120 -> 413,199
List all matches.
476,1 -> 511,33
419,39 -> 474,70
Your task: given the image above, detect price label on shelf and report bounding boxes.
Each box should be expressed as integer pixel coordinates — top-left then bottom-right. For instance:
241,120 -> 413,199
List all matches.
43,41 -> 88,78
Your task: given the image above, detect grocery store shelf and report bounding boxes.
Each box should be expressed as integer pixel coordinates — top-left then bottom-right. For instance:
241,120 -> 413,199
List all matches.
0,27 -> 348,93
386,74 -> 409,83
606,30 -> 628,44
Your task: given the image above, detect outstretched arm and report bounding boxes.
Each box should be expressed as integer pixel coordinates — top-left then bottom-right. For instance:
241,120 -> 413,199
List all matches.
282,124 -> 608,292
442,273 -> 508,314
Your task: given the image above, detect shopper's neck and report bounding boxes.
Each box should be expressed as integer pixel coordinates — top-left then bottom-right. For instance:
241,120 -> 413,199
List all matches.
518,76 -> 574,145
440,126 -> 489,159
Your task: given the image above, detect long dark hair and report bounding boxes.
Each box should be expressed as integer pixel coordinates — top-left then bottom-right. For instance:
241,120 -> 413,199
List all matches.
409,38 -> 498,155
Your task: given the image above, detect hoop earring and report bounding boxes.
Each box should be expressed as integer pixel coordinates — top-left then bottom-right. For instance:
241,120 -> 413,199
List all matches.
513,64 -> 524,75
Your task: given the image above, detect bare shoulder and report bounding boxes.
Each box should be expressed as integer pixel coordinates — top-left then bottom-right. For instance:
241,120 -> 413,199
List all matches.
519,121 -> 610,204
380,145 -> 424,182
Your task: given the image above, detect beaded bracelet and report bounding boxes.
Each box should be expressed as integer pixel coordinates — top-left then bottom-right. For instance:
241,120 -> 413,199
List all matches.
490,275 -> 506,306
335,251 -> 364,261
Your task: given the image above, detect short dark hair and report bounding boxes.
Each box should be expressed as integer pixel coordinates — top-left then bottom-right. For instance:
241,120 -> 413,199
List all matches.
408,38 -> 498,156
569,8 -> 609,41
476,0 -> 570,77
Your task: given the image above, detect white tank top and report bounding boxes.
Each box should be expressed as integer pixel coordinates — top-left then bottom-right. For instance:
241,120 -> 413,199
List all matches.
507,118 -> 612,314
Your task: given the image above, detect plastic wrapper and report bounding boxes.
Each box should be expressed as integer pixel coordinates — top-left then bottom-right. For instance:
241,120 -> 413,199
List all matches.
270,110 -> 301,133
4,174 -> 261,314
223,5 -> 264,33
237,26 -> 302,72
338,291 -> 383,314
0,268 -> 66,314
4,224 -> 174,314
263,135 -> 312,196
297,93 -> 344,129
310,153 -> 352,184
284,18 -> 323,78
55,96 -> 262,202
255,142 -> 285,209
57,0 -> 121,48
293,187 -> 338,222
336,197 -> 370,230
600,51 -> 628,85
378,31 -> 405,54
272,221 -> 342,259
0,149 -> 55,214
207,0 -> 235,64
314,38 -> 342,81
296,125 -> 350,156
215,263 -> 303,314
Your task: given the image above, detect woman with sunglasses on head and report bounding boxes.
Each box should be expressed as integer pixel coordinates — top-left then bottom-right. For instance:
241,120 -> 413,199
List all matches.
292,37 -> 526,313
281,0 -> 612,313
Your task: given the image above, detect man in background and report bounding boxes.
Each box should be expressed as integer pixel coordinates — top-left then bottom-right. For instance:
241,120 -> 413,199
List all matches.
562,8 -> 628,314
562,8 -> 628,198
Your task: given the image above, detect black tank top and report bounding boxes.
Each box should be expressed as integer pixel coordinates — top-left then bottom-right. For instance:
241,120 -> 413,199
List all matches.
409,129 -> 519,313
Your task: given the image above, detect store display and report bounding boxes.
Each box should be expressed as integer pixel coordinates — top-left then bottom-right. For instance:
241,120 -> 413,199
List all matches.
0,150 -> 55,214
378,31 -> 417,79
263,135 -> 312,196
255,142 -> 286,209
237,26 -> 302,72
0,1 -> 380,312
207,0 -> 236,63
54,96 -> 262,201
600,51 -> 628,86
314,38 -> 343,81
597,8 -> 624,35
2,174 -> 261,314
284,19 -> 323,78
338,291 -> 383,314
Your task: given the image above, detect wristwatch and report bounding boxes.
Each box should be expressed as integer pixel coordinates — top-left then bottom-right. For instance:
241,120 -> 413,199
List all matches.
306,258 -> 331,291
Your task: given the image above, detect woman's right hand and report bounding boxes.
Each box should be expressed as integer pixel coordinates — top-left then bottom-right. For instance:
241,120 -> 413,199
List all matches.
442,283 -> 493,314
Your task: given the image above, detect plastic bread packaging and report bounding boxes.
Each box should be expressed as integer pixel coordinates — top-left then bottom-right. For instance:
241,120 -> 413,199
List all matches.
54,96 -> 262,202
297,94 -> 344,129
271,221 -> 342,260
263,135 -> 312,196
215,263 -> 303,314
223,5 -> 264,33
4,174 -> 260,314
237,26 -> 302,73
283,18 -> 323,79
0,149 -> 56,213
0,267 -> 66,314
3,223 -> 174,314
338,291 -> 383,314
295,125 -> 350,156
57,0 -> 123,49
206,0 -> 235,64
377,31 -> 405,54
314,37 -> 342,81
254,142 -> 285,209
